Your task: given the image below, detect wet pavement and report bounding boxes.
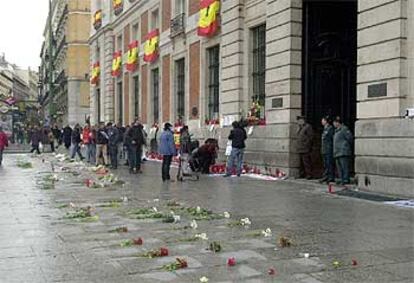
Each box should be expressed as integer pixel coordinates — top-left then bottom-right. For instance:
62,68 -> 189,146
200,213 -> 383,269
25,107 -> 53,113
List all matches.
0,153 -> 413,283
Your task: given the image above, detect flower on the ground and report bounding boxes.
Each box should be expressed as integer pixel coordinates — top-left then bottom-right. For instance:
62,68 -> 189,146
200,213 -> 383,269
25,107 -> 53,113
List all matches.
208,241 -> 222,253
200,276 -> 209,282
190,220 -> 198,230
261,228 -> 272,237
69,202 -> 76,208
227,257 -> 236,266
153,198 -> 160,202
132,237 -> 143,245
278,236 -> 292,248
152,207 -> 158,212
121,196 -> 128,202
352,259 -> 358,266
173,215 -> 181,223
333,260 -> 341,268
303,253 -> 310,258
160,247 -> 169,256
268,268 -> 276,275
223,211 -> 231,219
240,217 -> 251,226
195,233 -> 208,241
196,206 -> 202,213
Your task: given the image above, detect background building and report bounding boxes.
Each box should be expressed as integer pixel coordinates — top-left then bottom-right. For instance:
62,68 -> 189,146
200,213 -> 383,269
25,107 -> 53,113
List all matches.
39,0 -> 91,126
89,0 -> 414,197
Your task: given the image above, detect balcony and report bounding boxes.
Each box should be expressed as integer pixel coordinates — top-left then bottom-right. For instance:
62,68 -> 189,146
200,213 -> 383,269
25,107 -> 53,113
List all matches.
170,13 -> 185,38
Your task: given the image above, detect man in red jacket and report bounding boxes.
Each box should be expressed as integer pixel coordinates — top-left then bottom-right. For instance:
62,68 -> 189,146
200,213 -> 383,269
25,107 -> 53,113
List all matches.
0,126 -> 9,166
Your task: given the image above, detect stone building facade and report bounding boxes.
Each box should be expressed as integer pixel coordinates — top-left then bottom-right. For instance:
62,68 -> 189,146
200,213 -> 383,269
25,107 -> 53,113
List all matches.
39,0 -> 91,126
89,0 -> 414,197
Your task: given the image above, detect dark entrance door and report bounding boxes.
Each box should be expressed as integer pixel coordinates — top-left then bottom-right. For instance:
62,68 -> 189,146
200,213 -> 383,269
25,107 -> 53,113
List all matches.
302,0 -> 357,177
302,0 -> 357,129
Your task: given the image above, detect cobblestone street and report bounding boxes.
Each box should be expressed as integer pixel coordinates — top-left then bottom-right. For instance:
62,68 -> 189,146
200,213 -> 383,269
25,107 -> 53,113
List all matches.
0,153 -> 413,283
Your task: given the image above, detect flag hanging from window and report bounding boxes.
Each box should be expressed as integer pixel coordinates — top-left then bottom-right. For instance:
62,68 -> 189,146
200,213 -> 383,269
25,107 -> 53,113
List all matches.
112,51 -> 122,77
113,0 -> 123,15
126,40 -> 139,72
143,29 -> 159,63
91,62 -> 100,85
198,0 -> 220,37
93,10 -> 102,30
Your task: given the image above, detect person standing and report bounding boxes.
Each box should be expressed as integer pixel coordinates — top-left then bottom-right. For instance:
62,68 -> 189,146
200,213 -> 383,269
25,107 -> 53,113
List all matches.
62,125 -> 72,150
320,116 -> 335,183
107,122 -> 120,169
47,128 -> 55,153
224,121 -> 247,177
96,123 -> 109,166
159,123 -> 176,182
0,126 -> 9,166
89,125 -> 97,164
296,116 -> 314,179
30,126 -> 41,154
126,121 -> 145,174
82,124 -> 92,163
333,117 -> 353,185
70,124 -> 84,160
52,124 -> 61,148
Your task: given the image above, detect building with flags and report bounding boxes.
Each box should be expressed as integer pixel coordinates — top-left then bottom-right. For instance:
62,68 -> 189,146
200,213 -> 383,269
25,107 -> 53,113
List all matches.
39,0 -> 91,126
89,0 -> 414,197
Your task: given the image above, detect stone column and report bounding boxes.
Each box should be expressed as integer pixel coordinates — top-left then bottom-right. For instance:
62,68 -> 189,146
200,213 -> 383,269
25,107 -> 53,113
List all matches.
265,0 -> 303,175
355,0 -> 414,196
103,30 -> 114,122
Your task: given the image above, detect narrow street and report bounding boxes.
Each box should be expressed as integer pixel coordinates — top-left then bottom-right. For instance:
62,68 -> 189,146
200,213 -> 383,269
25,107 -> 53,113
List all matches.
0,153 -> 412,283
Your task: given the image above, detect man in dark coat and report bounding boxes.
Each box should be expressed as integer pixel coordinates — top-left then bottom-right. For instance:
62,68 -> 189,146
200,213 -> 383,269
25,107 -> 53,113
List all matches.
296,116 -> 314,179
126,121 -> 145,173
107,122 -> 120,169
70,124 -> 84,160
333,117 -> 353,185
224,121 -> 247,177
30,126 -> 41,154
62,125 -> 72,150
320,116 -> 335,183
96,123 -> 109,166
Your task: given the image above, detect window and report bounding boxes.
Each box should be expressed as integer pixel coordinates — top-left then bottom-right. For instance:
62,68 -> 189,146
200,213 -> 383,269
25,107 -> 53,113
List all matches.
207,46 -> 220,119
133,76 -> 139,119
117,82 -> 123,124
152,69 -> 159,123
175,59 -> 185,119
251,24 -> 266,107
96,88 -> 101,123
175,0 -> 185,15
151,9 -> 159,30
117,35 -> 122,52
132,23 -> 139,41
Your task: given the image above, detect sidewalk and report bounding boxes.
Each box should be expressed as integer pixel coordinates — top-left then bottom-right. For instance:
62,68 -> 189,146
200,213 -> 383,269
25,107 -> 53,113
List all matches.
0,153 -> 413,282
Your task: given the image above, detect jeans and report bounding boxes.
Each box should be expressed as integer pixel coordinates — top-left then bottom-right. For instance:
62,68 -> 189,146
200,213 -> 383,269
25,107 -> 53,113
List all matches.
0,149 -> 3,165
226,148 -> 244,175
50,142 -> 55,153
162,155 -> 173,181
96,144 -> 108,165
70,143 -> 83,160
322,153 -> 335,181
128,144 -> 142,171
336,156 -> 350,184
108,145 -> 118,168
85,144 -> 96,164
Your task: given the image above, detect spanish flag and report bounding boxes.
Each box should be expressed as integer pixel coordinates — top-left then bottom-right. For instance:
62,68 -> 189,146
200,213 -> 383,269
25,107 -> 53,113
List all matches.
198,0 -> 220,37
143,29 -> 159,63
91,62 -> 100,85
93,10 -> 102,30
113,0 -> 123,14
126,40 -> 139,72
112,51 -> 122,77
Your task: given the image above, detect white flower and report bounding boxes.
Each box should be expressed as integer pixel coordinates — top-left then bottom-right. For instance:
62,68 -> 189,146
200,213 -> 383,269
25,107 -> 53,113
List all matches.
152,207 -> 158,212
241,218 -> 251,226
190,220 -> 198,230
173,215 -> 181,223
195,233 -> 208,241
121,196 -> 128,202
303,253 -> 310,258
69,202 -> 76,208
200,276 -> 209,282
223,211 -> 231,219
153,198 -> 160,202
196,206 -> 201,213
170,210 -> 175,215
261,228 -> 272,238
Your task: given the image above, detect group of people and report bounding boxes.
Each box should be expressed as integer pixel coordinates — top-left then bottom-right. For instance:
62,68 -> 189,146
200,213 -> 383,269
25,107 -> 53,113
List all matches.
297,115 -> 353,185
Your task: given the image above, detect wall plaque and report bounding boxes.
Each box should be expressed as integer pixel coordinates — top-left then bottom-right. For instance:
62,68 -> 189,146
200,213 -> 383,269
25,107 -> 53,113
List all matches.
272,98 -> 283,108
368,83 -> 387,98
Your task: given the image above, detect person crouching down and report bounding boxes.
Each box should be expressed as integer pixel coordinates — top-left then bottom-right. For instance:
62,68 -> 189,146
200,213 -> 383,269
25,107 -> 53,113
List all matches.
159,123 -> 176,182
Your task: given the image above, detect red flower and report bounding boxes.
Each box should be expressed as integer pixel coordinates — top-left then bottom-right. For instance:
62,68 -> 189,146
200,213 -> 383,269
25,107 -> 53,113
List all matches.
160,247 -> 169,256
177,258 -> 188,268
268,268 -> 277,275
352,259 -> 358,266
133,237 -> 143,245
227,257 -> 236,266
